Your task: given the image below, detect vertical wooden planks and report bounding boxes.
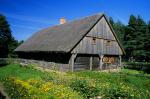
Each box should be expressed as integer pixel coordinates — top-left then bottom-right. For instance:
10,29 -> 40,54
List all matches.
90,56 -> 93,70
70,53 -> 77,72
119,55 -> 122,66
99,55 -> 104,70
72,16 -> 123,56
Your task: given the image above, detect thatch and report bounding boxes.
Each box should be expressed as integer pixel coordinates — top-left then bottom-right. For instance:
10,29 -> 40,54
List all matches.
15,13 -> 104,52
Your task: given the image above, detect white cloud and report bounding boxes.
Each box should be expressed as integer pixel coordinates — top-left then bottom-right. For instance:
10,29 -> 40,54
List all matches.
5,13 -> 57,25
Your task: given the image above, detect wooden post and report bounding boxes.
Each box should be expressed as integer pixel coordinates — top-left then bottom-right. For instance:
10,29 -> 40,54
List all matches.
70,53 -> 77,72
99,55 -> 104,70
119,55 -> 122,67
71,54 -> 75,72
90,56 -> 93,70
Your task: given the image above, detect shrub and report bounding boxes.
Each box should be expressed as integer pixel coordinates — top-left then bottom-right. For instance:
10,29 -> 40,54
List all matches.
40,82 -> 82,99
1,64 -> 150,99
41,73 -> 54,82
125,62 -> 150,73
105,87 -> 128,98
0,58 -> 8,66
3,76 -> 82,99
3,77 -> 53,99
70,78 -> 100,98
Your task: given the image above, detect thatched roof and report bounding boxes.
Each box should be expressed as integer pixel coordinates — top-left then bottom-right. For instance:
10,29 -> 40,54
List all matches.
15,13 -> 104,52
15,13 -> 125,54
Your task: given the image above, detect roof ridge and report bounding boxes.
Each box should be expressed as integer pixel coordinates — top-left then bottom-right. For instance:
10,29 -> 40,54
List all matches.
15,13 -> 104,52
57,13 -> 103,26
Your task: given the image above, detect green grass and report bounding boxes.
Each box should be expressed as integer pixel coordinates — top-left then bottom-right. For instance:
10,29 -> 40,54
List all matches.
71,70 -> 150,89
0,64 -> 47,81
0,64 -> 150,99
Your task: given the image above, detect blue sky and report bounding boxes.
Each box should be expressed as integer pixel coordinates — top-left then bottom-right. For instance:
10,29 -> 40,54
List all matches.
0,0 -> 149,41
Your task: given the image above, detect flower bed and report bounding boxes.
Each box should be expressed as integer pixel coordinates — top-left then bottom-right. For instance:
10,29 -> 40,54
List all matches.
0,64 -> 150,99
3,77 -> 82,99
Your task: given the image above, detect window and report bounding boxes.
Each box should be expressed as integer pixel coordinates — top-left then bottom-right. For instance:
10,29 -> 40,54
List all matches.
92,38 -> 96,45
106,40 -> 111,46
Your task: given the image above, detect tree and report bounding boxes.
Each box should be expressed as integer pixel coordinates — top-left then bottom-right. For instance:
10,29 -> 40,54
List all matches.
109,17 -> 125,44
123,15 -> 150,61
142,21 -> 150,61
128,15 -> 137,27
133,16 -> 147,60
0,14 -> 19,58
110,15 -> 150,62
109,17 -> 114,26
0,14 -> 12,57
123,15 -> 138,60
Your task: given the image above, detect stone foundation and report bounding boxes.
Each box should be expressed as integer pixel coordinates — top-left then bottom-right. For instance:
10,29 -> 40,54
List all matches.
0,58 -> 70,71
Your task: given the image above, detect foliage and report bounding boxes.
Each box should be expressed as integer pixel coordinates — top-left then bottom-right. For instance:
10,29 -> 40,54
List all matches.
40,81 -> 82,98
70,78 -> 100,98
0,14 -> 11,58
0,14 -> 23,58
72,70 -> 150,98
0,58 -> 8,66
125,62 -> 150,73
3,76 -> 82,99
109,15 -> 150,62
3,77 -> 52,99
0,64 -> 150,98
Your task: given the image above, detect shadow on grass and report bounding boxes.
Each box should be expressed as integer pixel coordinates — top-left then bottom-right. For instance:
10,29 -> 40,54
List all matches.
0,91 -> 6,99
0,59 -> 8,67
124,67 -> 150,74
0,63 -> 8,67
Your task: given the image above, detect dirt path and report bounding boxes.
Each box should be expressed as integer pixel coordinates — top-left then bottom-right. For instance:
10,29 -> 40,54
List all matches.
0,83 -> 10,99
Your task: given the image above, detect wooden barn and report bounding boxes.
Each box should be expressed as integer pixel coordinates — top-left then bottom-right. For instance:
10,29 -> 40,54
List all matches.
15,13 -> 125,71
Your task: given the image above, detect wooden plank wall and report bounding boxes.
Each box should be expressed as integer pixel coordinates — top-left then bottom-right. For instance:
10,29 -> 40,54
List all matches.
74,55 -> 90,70
74,55 -> 99,71
72,17 -> 123,55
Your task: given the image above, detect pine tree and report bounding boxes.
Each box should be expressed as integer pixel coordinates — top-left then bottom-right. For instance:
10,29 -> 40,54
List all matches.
143,21 -> 150,61
123,15 -> 137,60
124,15 -> 150,61
109,17 -> 114,26
109,17 -> 125,44
113,21 -> 125,44
0,14 -> 17,57
128,15 -> 137,27
110,15 -> 150,62
133,16 -> 147,60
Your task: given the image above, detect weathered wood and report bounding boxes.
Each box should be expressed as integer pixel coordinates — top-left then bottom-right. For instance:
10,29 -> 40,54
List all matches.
119,55 -> 122,66
92,56 -> 99,70
14,14 -> 124,72
70,16 -> 124,71
74,55 -> 90,70
90,57 -> 93,70
99,55 -> 104,70
70,54 -> 77,72
87,17 -> 115,40
72,16 -> 123,55
71,56 -> 74,72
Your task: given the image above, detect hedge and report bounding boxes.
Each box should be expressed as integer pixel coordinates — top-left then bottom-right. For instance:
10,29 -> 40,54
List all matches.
124,62 -> 150,73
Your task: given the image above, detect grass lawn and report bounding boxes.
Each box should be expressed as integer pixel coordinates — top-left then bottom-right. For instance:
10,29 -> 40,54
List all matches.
0,64 -> 150,99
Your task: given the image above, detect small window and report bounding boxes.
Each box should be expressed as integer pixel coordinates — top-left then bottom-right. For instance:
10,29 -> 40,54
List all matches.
106,40 -> 111,46
92,38 -> 96,45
